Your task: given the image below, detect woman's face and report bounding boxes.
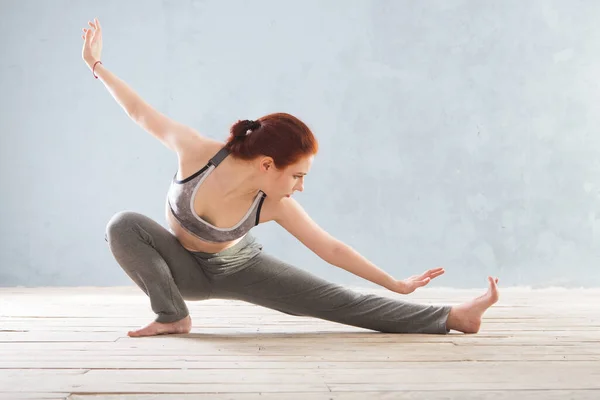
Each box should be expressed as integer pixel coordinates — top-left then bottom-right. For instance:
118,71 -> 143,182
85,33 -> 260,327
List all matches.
260,155 -> 313,199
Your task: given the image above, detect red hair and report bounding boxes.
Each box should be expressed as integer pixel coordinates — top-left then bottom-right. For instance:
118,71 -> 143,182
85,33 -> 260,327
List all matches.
224,112 -> 319,169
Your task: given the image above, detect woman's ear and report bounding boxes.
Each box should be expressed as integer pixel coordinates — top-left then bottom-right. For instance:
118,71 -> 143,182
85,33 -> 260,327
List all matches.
259,156 -> 275,172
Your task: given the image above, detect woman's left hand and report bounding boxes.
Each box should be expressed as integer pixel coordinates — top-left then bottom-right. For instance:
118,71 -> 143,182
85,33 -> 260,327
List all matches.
81,18 -> 103,68
389,267 -> 445,294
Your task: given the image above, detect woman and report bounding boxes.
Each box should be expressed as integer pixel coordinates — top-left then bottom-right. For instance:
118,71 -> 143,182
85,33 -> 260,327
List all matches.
82,18 -> 499,337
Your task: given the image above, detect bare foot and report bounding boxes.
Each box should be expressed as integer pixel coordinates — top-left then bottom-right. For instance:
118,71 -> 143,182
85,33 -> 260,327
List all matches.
127,315 -> 192,337
446,276 -> 499,334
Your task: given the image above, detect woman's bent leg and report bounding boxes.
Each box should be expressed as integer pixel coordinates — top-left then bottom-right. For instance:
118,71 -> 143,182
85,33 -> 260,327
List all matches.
212,252 -> 451,334
105,211 -> 213,323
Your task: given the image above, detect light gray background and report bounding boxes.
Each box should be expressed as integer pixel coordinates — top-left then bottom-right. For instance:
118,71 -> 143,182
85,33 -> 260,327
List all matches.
2,0 -> 599,288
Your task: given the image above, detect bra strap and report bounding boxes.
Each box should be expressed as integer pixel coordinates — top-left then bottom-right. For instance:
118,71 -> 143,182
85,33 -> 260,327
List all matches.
208,147 -> 230,167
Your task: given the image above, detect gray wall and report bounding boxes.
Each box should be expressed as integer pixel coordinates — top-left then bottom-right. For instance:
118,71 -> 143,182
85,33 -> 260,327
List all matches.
2,0 -> 600,288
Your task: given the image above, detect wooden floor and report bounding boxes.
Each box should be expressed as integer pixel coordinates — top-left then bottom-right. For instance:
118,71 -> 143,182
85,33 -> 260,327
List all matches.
1,286 -> 599,400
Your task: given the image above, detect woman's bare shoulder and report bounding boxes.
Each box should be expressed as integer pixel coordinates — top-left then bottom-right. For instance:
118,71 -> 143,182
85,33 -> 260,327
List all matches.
178,137 -> 226,163
174,138 -> 226,181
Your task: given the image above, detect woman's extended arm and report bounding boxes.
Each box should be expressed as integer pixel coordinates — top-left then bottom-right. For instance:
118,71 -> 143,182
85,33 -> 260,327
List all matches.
80,18 -> 207,155
81,19 -> 139,118
274,197 -> 445,294
86,62 -> 142,119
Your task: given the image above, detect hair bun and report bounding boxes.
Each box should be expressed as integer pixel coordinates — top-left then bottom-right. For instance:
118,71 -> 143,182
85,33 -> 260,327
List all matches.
231,119 -> 261,138
248,120 -> 261,131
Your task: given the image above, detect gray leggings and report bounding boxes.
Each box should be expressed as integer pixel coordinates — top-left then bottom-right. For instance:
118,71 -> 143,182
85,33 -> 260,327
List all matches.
105,211 -> 451,334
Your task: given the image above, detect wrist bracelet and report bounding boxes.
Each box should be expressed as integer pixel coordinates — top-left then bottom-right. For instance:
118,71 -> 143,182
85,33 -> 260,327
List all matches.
92,60 -> 102,79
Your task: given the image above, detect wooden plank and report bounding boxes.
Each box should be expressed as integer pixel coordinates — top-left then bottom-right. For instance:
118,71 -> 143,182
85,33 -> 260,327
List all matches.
0,341 -> 596,364
2,382 -> 330,394
0,332 -> 122,342
2,363 -> 598,391
1,378 -> 599,393
64,391 -> 600,400
1,356 -> 599,369
1,343 -> 599,362
0,332 -> 598,350
0,394 -> 68,400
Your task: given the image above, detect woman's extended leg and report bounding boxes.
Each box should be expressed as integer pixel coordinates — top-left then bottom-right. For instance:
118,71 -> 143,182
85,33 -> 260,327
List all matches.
211,251 -> 455,334
105,211 -> 214,336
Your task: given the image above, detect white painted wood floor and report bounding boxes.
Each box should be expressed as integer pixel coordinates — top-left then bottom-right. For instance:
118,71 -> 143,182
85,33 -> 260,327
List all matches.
1,286 -> 599,400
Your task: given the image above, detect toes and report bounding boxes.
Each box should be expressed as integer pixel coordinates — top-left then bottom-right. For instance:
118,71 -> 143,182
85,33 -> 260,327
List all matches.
128,328 -> 152,337
487,276 -> 499,286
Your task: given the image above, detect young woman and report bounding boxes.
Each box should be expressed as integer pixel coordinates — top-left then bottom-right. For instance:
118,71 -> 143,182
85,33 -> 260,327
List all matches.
83,18 -> 499,337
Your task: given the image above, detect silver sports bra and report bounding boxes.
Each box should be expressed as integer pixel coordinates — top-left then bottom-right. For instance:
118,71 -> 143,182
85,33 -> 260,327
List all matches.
166,147 -> 267,243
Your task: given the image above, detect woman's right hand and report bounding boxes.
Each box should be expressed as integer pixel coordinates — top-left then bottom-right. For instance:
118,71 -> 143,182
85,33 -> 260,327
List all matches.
81,18 -> 103,69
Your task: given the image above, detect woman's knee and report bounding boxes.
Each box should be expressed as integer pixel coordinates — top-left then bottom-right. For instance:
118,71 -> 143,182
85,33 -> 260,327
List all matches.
105,211 -> 145,242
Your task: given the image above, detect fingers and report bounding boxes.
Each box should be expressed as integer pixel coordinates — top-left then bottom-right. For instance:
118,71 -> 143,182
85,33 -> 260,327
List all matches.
413,277 -> 431,290
426,267 -> 445,275
418,267 -> 445,280
82,28 -> 90,41
89,18 -> 101,33
82,18 -> 99,40
428,274 -> 443,282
